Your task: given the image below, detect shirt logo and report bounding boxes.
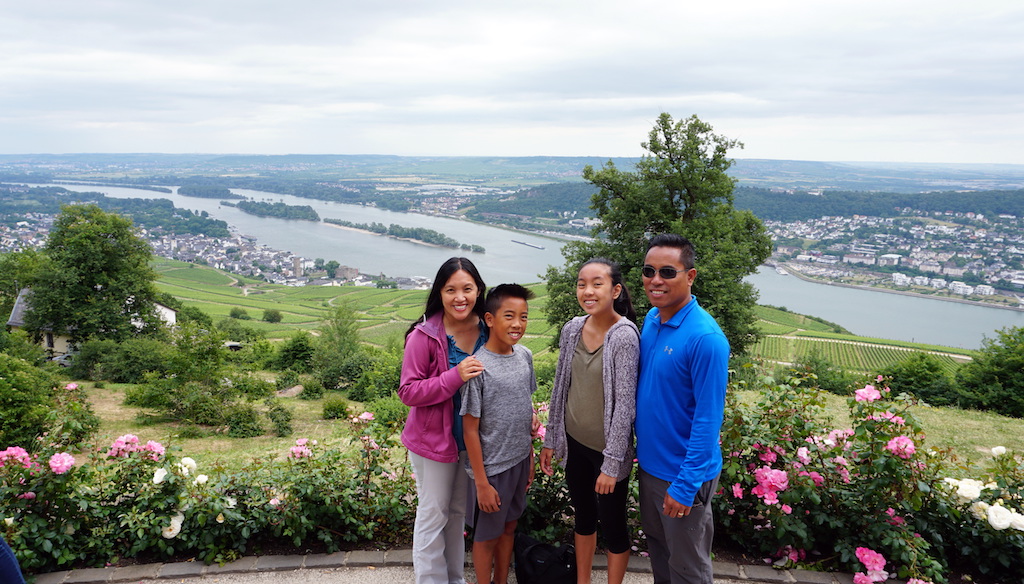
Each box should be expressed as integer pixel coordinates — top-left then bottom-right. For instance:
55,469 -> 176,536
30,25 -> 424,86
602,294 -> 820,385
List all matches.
663,345 -> 673,355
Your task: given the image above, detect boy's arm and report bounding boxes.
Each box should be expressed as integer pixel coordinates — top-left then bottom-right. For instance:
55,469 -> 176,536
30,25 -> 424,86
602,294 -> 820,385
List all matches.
463,414 -> 501,513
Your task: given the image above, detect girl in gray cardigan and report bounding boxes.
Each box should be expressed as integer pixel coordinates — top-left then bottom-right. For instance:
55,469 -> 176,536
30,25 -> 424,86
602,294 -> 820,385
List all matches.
540,258 -> 640,584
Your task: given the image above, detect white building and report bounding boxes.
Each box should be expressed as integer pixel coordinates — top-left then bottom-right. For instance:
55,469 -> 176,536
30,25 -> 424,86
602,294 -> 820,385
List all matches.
949,281 -> 974,295
892,273 -> 913,286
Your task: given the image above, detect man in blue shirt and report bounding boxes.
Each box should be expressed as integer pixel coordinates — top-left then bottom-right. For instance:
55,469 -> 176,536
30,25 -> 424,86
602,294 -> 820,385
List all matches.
635,233 -> 730,584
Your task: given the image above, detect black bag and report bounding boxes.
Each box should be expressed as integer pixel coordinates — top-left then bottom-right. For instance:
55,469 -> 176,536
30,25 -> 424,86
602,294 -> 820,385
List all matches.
513,532 -> 577,584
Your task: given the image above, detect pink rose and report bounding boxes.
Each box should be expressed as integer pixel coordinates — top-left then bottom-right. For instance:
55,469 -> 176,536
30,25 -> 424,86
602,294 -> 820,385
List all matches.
885,436 -> 916,459
49,452 -> 75,474
854,385 -> 882,402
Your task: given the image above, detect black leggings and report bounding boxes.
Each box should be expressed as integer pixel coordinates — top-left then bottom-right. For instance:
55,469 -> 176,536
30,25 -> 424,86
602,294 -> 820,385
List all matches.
565,433 -> 631,553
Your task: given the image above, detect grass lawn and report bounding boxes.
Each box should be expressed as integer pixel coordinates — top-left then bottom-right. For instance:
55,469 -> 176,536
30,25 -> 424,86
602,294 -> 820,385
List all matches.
86,378 -> 1024,476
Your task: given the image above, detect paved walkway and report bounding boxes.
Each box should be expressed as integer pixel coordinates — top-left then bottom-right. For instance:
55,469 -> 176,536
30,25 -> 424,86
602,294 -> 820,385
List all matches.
30,550 -> 853,584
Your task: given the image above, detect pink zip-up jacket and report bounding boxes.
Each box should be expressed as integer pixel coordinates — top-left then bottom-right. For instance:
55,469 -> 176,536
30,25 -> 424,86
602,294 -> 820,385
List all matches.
398,312 -> 466,463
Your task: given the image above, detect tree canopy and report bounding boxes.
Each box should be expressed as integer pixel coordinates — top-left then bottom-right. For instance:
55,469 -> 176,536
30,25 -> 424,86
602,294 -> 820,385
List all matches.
25,204 -> 161,344
544,113 -> 772,354
955,326 -> 1024,418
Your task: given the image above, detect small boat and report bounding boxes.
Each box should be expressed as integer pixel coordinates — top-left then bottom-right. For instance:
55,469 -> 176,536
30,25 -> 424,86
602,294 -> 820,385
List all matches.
511,239 -> 545,250
776,266 -> 788,276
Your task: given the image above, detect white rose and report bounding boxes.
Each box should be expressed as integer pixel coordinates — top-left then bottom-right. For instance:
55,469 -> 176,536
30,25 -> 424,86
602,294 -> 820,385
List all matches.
970,501 -> 990,520
991,446 -> 1007,457
193,474 -> 208,485
988,504 -> 1013,530
1009,512 -> 1024,532
3,517 -> 13,527
153,468 -> 168,484
957,481 -> 983,503
162,513 -> 185,539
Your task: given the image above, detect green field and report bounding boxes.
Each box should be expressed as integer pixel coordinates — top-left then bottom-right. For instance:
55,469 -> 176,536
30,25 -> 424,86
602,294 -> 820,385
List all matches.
155,259 -> 978,369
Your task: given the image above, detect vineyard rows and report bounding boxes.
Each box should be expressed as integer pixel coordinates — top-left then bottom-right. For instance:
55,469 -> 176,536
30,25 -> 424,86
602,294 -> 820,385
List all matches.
751,335 -> 969,375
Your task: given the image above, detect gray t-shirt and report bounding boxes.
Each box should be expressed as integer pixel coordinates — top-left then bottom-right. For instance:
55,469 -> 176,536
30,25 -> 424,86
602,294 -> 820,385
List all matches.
460,345 -> 537,478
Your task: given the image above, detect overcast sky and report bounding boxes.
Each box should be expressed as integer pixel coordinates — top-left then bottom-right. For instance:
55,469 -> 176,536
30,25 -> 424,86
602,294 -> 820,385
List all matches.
2,0 -> 1022,163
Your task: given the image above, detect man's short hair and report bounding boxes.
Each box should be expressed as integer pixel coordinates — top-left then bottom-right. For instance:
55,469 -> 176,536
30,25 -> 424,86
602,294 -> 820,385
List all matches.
647,233 -> 696,270
484,283 -> 536,315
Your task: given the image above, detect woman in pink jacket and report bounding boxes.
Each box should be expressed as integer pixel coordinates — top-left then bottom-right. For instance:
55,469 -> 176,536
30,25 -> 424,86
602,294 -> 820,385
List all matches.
399,257 -> 488,584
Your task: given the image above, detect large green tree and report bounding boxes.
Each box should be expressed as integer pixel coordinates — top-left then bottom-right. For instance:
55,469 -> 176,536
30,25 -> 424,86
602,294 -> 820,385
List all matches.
544,113 -> 772,354
25,204 -> 161,343
955,326 -> 1024,418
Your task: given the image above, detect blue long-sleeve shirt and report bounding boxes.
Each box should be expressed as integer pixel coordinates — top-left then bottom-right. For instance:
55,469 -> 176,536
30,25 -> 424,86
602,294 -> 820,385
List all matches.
635,297 -> 730,506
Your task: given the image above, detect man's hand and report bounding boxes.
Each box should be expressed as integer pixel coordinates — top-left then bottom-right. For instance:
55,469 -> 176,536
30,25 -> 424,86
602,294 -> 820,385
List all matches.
662,493 -> 692,518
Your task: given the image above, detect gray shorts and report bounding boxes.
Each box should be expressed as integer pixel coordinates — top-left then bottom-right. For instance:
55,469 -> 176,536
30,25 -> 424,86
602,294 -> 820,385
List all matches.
466,454 -> 531,542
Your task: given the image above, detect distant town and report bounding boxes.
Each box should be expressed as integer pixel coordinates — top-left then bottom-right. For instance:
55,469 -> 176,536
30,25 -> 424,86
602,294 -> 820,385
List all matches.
767,209 -> 1024,308
0,214 -> 429,290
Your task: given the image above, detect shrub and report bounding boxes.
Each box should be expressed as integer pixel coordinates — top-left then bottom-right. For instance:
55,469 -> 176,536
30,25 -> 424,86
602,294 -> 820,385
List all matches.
881,352 -> 956,406
228,307 -> 250,320
265,399 -> 293,437
955,326 -> 1024,418
322,395 -> 349,420
0,353 -> 57,449
67,339 -> 118,380
298,375 -> 325,400
275,369 -> 301,392
262,309 -> 283,323
0,328 -> 47,365
716,372 -> 947,582
348,346 -> 401,403
95,337 -> 173,383
366,393 -> 409,428
226,403 -> 264,438
275,332 -> 315,373
216,318 -> 265,343
225,373 -> 274,399
43,382 -> 101,450
788,348 -> 857,395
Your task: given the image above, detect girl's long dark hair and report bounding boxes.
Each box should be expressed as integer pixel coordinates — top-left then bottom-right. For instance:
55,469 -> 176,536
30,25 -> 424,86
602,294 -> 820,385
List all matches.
405,257 -> 487,340
581,257 -> 637,324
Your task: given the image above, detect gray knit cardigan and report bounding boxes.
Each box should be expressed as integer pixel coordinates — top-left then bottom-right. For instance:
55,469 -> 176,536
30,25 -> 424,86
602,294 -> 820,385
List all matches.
542,315 -> 640,480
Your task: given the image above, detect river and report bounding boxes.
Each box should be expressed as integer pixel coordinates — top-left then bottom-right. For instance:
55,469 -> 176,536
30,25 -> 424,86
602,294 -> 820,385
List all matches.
39,184 -> 1024,349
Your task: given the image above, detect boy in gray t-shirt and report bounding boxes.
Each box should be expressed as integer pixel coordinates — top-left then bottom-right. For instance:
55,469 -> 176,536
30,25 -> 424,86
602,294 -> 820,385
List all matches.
461,283 -> 537,584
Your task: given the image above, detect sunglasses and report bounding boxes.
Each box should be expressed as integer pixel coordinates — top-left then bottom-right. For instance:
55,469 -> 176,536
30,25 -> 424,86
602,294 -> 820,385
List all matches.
642,265 -> 689,279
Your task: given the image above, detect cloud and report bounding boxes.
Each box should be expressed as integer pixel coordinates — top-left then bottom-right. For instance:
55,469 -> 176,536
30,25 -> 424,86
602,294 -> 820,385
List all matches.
1,0 -> 1022,162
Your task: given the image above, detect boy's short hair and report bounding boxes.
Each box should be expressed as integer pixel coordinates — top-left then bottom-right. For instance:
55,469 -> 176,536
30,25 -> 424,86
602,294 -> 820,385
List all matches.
484,283 -> 536,316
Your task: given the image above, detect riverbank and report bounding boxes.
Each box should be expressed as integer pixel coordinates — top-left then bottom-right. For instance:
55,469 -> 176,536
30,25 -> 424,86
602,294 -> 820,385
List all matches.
778,262 -> 1024,313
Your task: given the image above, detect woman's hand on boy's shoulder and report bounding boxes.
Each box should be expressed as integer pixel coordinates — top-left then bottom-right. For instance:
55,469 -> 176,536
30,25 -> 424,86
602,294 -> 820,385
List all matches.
457,355 -> 485,382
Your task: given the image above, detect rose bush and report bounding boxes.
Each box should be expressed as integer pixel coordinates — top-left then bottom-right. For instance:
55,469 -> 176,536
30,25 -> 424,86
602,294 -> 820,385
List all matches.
717,370 -> 1024,584
0,409 -> 415,572
2,376 -> 1023,583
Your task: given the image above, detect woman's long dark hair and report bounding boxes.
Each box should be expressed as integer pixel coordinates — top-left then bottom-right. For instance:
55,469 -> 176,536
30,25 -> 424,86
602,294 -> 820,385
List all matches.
581,257 -> 637,324
405,257 -> 488,340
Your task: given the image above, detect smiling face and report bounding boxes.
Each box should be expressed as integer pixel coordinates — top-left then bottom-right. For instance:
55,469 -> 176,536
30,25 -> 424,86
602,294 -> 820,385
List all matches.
577,262 -> 620,318
643,245 -> 697,322
440,269 -> 480,324
484,296 -> 529,354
